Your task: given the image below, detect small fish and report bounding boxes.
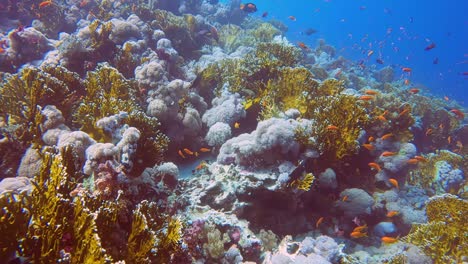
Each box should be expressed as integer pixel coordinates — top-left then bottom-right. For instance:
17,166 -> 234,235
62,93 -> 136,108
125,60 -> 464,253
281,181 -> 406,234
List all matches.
326,125 -> 339,131
409,88 -> 420,94
178,150 -> 186,159
444,96 -> 449,101
386,211 -> 399,217
365,90 -> 379,95
342,195 -> 348,202
368,136 -> 375,142
305,28 -> 318,35
297,42 -> 310,51
406,158 -> 419,165
240,3 -> 257,13
404,79 -> 410,85
353,224 -> 368,233
368,162 -> 382,171
450,109 -> 465,119
234,122 -> 240,129
183,148 -> 194,155
288,16 -> 297,21
447,136 -> 452,144
316,217 -> 324,228
425,128 -> 433,136
402,67 -> 412,72
350,231 -> 367,238
199,147 -> 211,152
376,115 -> 387,122
376,58 -> 384,64
359,95 -> 375,101
195,161 -> 207,170
424,42 -> 436,51
367,50 -> 374,57
381,236 -> 398,244
381,151 -> 397,157
381,133 -> 394,140
362,144 -> 375,151
389,178 -> 399,189
398,108 -> 410,117
39,0 -> 52,8
262,11 -> 268,18
413,155 -> 428,162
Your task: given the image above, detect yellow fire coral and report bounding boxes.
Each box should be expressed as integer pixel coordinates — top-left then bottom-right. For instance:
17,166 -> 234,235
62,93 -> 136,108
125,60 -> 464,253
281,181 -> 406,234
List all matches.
0,146 -> 182,262
407,150 -> 464,194
295,80 -> 369,161
402,194 -> 468,263
0,66 -> 80,146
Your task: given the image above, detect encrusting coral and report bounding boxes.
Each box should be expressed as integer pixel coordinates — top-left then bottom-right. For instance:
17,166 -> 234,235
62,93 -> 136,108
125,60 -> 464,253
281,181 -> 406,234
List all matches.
402,194 -> 468,263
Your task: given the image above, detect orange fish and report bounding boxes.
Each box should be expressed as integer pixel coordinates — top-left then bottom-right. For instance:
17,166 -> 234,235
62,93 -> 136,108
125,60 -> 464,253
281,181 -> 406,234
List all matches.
381,236 -> 398,244
404,79 -> 410,85
425,128 -> 433,136
316,217 -> 324,228
409,88 -> 420,94
326,125 -> 339,131
389,178 -> 399,189
353,224 -> 368,233
365,90 -> 379,95
199,147 -> 211,152
450,109 -> 465,119
413,155 -> 428,162
402,67 -> 412,72
341,195 -> 349,202
359,95 -> 375,101
386,211 -> 399,217
368,136 -> 375,142
39,0 -> 52,7
234,122 -> 240,129
377,115 -> 387,122
398,108 -> 410,117
288,16 -> 297,21
381,151 -> 397,157
183,148 -> 194,155
297,42 -> 309,50
381,133 -> 394,140
406,158 -> 419,165
195,161 -> 207,170
178,150 -> 186,159
447,136 -> 452,144
362,144 -> 375,151
350,231 -> 367,238
444,96 -> 449,101
368,162 -> 382,171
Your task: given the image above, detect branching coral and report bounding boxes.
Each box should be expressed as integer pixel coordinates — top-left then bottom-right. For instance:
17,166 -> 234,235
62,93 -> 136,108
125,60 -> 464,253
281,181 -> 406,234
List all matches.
74,64 -> 168,172
197,42 -> 302,100
407,150 -> 465,195
0,66 -> 81,147
0,145 -> 183,262
295,80 -> 369,161
259,67 -> 318,119
402,194 -> 468,263
127,200 -> 183,263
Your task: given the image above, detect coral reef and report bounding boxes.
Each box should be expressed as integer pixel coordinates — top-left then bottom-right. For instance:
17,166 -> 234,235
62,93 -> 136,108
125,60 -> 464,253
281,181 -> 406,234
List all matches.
402,194 -> 468,263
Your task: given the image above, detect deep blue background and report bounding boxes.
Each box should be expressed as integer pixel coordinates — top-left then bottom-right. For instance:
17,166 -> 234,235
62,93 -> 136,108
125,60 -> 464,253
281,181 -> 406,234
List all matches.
230,0 -> 468,106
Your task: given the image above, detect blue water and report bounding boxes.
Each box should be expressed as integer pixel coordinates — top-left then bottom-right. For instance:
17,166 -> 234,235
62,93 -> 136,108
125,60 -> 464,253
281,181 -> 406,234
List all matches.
235,0 -> 468,105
